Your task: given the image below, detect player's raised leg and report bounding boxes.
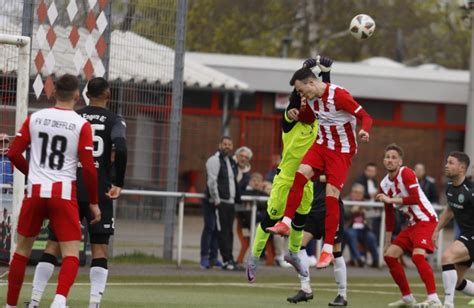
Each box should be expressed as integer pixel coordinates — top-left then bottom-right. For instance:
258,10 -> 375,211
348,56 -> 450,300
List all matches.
246,175 -> 293,283
266,164 -> 315,236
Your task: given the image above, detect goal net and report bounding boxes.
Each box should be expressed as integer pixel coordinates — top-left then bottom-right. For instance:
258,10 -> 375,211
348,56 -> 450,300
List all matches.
0,34 -> 30,269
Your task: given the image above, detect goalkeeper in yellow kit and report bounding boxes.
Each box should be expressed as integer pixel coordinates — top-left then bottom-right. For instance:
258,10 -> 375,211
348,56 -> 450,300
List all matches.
246,56 -> 332,283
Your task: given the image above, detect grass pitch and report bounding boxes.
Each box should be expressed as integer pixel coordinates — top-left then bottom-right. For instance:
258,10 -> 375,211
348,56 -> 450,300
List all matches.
1,274 -> 473,307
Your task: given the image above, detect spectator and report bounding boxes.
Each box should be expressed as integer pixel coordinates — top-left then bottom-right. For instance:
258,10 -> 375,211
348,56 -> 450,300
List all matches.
237,173 -> 267,263
264,154 -> 281,183
354,162 -> 378,200
200,136 -> 242,270
343,183 -> 379,267
234,146 -> 253,192
0,133 -> 13,191
414,163 -> 438,203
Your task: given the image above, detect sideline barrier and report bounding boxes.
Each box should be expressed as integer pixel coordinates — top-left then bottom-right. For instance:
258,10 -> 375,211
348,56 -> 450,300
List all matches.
120,190 -> 446,269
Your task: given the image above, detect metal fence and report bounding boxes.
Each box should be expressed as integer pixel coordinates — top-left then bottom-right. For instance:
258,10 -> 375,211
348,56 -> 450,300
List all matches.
0,0 -> 187,259
116,189 -> 447,270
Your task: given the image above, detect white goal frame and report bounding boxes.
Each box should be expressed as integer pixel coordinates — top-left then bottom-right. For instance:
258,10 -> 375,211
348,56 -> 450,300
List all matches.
0,34 -> 31,260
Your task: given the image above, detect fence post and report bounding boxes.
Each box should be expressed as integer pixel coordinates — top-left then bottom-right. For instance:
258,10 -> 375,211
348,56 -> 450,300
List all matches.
436,229 -> 444,270
249,200 -> 257,254
378,206 -> 385,268
177,196 -> 185,267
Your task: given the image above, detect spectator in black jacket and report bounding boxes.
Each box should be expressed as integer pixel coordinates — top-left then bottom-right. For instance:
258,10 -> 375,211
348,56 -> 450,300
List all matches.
354,162 -> 378,200
200,136 -> 242,270
414,163 -> 438,203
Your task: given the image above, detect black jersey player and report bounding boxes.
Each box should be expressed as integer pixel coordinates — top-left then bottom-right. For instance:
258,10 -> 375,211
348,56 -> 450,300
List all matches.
433,151 -> 474,307
287,175 -> 347,306
27,77 -> 128,308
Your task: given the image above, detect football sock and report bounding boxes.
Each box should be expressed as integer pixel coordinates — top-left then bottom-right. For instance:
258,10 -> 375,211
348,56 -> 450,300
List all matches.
322,243 -> 333,254
31,253 -> 57,303
333,252 -> 347,298
412,254 -> 436,295
284,172 -> 308,219
51,294 -> 66,306
90,258 -> 109,304
324,196 -> 340,246
457,279 -> 474,296
7,253 -> 29,306
384,256 -> 411,296
288,224 -> 303,253
297,249 -> 311,293
442,264 -> 457,305
402,294 -> 416,303
251,224 -> 270,257
56,256 -> 79,298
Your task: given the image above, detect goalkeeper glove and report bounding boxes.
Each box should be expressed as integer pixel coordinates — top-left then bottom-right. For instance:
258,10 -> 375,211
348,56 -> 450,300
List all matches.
317,55 -> 333,72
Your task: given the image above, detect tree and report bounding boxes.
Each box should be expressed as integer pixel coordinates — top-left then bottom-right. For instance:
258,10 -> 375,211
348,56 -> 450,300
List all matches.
185,0 -> 471,69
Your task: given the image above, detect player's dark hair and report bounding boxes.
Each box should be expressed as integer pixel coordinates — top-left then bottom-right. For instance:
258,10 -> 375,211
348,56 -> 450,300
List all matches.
289,67 -> 317,86
384,143 -> 404,158
86,77 -> 109,99
55,74 -> 79,101
449,151 -> 470,170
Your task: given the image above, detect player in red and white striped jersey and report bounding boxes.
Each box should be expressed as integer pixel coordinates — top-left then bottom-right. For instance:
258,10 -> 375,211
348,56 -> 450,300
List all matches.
5,74 -> 100,308
267,62 -> 373,269
375,144 -> 441,307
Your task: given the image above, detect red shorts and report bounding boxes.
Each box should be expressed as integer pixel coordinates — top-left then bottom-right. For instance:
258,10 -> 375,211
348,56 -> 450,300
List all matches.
301,143 -> 353,190
17,195 -> 81,241
392,221 -> 437,254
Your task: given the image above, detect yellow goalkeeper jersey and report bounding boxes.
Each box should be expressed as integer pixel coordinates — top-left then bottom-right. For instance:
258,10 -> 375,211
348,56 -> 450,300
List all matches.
277,111 -> 318,181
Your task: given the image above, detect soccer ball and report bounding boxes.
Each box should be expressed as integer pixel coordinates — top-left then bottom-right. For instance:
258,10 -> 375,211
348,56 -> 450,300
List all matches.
349,14 -> 375,40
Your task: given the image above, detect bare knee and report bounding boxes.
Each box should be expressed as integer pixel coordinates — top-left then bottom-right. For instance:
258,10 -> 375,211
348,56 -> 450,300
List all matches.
59,240 -> 80,258
326,184 -> 340,198
44,240 -> 61,257
91,244 -> 108,259
297,164 -> 313,179
442,250 -> 455,265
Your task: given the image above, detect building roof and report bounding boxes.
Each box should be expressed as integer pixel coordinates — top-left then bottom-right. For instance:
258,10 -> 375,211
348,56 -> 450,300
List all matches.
187,52 -> 470,105
0,22 -> 248,90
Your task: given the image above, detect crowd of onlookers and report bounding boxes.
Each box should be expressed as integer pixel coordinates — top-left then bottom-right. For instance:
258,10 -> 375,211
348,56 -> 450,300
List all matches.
200,136 -> 474,270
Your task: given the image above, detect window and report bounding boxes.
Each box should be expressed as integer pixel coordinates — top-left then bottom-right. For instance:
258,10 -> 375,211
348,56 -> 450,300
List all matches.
401,103 -> 437,123
183,89 -> 213,109
444,130 -> 465,159
219,92 -> 256,111
360,100 -> 394,120
445,105 -> 466,125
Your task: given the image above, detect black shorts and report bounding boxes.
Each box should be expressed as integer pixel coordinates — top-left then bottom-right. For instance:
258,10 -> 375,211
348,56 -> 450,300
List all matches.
79,198 -> 114,235
304,200 -> 344,243
48,197 -> 114,243
457,231 -> 474,267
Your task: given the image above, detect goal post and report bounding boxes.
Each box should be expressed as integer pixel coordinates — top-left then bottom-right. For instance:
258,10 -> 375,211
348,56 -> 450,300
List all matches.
0,33 -> 31,260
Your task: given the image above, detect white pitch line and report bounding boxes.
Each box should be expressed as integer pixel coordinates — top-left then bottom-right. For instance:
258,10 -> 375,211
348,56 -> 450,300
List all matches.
0,281 -> 427,289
